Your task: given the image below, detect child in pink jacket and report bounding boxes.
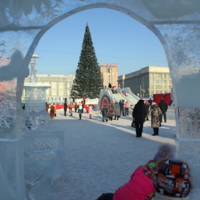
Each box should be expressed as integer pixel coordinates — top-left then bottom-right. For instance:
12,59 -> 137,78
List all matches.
96,144 -> 174,200
88,105 -> 93,119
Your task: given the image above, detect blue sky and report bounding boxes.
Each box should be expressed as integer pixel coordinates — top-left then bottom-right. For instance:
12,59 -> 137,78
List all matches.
34,8 -> 168,76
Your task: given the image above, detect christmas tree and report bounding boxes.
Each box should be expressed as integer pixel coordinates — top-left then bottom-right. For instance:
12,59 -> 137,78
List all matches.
70,23 -> 103,99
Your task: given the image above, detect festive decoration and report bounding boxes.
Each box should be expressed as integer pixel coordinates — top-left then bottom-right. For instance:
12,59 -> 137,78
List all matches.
70,23 -> 103,98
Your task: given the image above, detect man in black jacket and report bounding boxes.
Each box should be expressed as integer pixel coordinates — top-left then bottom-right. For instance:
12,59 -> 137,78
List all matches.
132,99 -> 148,137
158,99 -> 168,123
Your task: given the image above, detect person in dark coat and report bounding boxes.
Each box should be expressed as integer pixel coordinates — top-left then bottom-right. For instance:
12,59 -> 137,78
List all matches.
132,99 -> 148,137
74,102 -> 78,112
64,103 -> 67,116
148,98 -> 153,106
158,99 -> 168,124
119,100 -> 125,116
101,105 -> 108,122
114,102 -> 120,120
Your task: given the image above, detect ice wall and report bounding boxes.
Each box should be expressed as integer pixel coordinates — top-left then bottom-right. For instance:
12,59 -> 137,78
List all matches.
0,0 -> 199,199
154,23 -> 200,198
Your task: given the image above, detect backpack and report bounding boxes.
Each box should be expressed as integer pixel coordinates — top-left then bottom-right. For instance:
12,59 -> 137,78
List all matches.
153,159 -> 191,198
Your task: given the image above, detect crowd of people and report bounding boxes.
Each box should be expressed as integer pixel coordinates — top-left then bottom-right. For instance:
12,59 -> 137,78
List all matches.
101,100 -> 130,122
47,100 -> 94,120
46,92 -> 169,139
45,95 -> 191,200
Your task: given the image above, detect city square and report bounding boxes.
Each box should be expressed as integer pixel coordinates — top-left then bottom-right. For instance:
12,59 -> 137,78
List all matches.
0,0 -> 200,199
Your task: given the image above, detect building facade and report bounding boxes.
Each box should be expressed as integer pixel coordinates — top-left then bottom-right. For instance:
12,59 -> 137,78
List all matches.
23,74 -> 75,104
100,63 -> 118,87
118,66 -> 172,98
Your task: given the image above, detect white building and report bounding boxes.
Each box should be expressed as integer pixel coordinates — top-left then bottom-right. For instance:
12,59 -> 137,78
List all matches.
23,74 -> 75,104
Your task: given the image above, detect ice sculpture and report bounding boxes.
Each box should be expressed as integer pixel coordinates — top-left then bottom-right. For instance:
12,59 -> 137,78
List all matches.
23,130 -> 64,199
0,0 -> 199,199
24,54 -> 51,115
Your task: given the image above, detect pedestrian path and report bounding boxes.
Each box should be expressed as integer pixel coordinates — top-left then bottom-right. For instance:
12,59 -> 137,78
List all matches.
40,110 -> 176,200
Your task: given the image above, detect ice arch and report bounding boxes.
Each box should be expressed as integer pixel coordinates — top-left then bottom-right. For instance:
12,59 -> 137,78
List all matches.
0,0 -> 200,199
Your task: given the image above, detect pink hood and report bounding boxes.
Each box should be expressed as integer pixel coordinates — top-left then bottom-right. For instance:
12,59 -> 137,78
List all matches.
113,167 -> 155,200
125,101 -> 130,108
88,107 -> 93,115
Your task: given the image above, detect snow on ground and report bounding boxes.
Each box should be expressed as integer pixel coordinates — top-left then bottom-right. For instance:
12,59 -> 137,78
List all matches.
38,109 -> 176,200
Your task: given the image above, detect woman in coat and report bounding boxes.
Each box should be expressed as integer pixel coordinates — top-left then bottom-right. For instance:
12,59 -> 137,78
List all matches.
77,102 -> 83,120
69,102 -> 73,116
124,101 -> 130,116
132,99 -> 148,137
150,102 -> 162,136
49,104 -> 56,119
114,102 -> 120,120
108,102 -> 115,121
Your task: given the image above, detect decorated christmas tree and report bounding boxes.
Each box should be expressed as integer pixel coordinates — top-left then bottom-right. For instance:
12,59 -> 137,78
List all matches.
70,23 -> 103,99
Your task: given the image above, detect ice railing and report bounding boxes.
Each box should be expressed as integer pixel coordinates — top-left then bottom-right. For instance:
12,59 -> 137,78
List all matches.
23,130 -> 64,194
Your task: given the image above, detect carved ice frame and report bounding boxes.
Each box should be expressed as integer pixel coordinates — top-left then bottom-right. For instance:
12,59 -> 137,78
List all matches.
0,0 -> 200,199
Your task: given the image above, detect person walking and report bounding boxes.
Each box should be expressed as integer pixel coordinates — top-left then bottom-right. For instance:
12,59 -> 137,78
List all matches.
150,102 -> 162,136
101,105 -> 108,122
145,102 -> 150,120
158,98 -> 168,124
77,102 -> 83,120
49,104 -> 56,119
74,102 -> 78,112
132,99 -> 148,137
64,103 -> 67,116
114,101 -> 120,120
88,105 -> 93,119
119,100 -> 125,116
148,98 -> 153,107
69,102 -> 73,116
124,100 -> 130,116
45,102 -> 49,112
108,102 -> 115,121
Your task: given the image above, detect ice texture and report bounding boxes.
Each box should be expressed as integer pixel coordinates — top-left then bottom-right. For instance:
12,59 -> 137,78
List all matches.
23,130 -> 64,199
0,0 -> 199,199
0,139 -> 25,200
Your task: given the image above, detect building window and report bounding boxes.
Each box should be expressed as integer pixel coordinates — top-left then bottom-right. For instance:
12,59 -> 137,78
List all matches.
164,80 -> 167,84
163,74 -> 167,78
151,85 -> 154,89
51,82 -> 57,88
66,82 -> 70,88
67,90 -> 70,95
164,86 -> 167,89
52,90 -> 56,95
46,89 -> 49,95
59,82 -> 64,88
156,73 -> 162,78
156,85 -> 162,89
156,80 -> 162,83
59,90 -> 63,95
